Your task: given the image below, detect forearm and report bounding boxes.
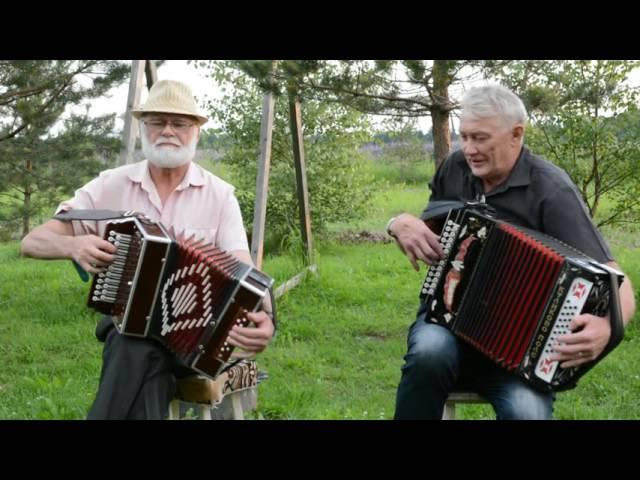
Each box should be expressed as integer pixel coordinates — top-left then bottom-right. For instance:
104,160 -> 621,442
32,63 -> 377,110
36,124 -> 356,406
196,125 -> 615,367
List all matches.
21,222 -> 76,260
619,272 -> 636,327
608,261 -> 636,327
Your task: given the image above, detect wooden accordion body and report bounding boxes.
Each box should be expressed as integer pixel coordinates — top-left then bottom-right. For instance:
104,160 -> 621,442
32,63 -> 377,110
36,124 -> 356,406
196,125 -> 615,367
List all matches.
88,216 -> 274,380
420,207 -> 624,392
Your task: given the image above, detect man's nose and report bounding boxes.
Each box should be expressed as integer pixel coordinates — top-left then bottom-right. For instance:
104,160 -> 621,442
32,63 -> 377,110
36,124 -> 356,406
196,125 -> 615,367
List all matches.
463,141 -> 477,155
160,122 -> 178,135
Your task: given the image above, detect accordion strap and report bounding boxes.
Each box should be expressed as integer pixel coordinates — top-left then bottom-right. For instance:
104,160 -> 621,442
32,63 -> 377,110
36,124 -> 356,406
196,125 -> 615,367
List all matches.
54,209 -> 151,222
420,200 -> 496,222
597,263 -> 625,356
54,209 -> 152,283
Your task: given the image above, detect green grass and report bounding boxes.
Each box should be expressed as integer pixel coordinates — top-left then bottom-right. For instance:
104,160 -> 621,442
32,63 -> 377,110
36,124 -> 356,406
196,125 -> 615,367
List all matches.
328,185 -> 429,233
1,156 -> 638,420
255,242 -> 426,419
362,155 -> 434,187
0,245 -> 103,419
255,237 -> 640,420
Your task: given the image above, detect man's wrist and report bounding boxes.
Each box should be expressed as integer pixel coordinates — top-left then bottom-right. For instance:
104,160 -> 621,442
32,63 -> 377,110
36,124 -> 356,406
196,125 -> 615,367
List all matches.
386,216 -> 398,239
64,235 -> 78,260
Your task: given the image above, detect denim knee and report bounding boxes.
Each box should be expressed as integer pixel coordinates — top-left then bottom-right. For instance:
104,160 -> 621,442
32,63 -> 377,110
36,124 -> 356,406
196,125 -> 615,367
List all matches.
403,321 -> 460,378
493,382 -> 554,420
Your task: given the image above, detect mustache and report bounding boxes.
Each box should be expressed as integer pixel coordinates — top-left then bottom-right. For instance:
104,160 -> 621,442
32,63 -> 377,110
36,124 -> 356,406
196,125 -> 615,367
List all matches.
154,139 -> 182,147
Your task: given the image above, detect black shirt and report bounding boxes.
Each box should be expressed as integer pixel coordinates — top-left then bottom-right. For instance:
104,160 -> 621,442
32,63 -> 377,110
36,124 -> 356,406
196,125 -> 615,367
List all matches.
422,146 -> 613,263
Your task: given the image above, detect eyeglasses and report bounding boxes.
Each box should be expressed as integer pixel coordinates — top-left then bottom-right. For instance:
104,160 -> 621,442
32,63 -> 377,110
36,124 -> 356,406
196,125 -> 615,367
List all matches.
142,118 -> 195,133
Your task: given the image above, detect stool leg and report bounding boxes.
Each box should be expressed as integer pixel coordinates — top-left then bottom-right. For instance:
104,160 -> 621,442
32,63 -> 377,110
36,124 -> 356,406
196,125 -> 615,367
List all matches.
231,393 -> 245,420
442,402 -> 456,420
169,400 -> 181,420
201,404 -> 212,420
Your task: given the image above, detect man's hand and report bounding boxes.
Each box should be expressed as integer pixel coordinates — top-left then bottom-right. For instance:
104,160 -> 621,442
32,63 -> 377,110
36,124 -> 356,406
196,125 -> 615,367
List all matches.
550,314 -> 611,368
389,213 -> 445,271
69,235 -> 117,274
226,310 -> 275,357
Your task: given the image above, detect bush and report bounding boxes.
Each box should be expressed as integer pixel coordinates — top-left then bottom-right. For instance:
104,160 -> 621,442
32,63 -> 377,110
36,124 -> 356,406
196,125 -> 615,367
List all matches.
207,81 -> 378,249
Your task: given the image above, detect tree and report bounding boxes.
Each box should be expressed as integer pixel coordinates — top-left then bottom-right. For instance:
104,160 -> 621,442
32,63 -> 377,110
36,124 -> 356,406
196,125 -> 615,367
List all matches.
486,60 -> 640,228
0,60 -> 128,145
0,112 -> 121,238
203,60 -> 478,168
0,60 -> 128,239
196,62 -> 376,245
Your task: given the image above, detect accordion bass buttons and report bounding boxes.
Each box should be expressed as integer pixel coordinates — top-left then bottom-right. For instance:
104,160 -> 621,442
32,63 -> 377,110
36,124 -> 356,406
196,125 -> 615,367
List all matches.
420,222 -> 458,298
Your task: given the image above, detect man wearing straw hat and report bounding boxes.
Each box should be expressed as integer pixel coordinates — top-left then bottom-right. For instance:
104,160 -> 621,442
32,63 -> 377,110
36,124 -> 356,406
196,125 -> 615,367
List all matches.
21,80 -> 275,419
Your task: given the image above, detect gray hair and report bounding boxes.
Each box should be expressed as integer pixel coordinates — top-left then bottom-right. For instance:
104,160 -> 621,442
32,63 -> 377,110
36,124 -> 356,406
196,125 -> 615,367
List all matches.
461,84 -> 528,127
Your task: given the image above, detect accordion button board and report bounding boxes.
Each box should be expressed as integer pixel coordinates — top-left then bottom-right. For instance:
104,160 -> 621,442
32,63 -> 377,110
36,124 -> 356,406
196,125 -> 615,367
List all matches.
87,216 -> 274,380
419,207 -> 624,392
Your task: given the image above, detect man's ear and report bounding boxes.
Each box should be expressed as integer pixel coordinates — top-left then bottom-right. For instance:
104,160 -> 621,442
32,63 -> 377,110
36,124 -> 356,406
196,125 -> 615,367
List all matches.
512,124 -> 525,143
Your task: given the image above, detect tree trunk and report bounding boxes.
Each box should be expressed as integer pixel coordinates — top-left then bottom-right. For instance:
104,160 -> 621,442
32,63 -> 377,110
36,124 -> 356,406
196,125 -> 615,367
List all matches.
22,157 -> 32,238
431,60 -> 452,168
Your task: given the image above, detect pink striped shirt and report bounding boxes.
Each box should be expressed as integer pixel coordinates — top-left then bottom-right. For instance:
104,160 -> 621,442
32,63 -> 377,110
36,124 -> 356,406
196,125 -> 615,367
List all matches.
56,160 -> 249,253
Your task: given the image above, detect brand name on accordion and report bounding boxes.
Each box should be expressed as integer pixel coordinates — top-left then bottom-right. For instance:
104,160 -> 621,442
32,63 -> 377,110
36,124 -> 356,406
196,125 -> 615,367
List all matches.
531,284 -> 566,360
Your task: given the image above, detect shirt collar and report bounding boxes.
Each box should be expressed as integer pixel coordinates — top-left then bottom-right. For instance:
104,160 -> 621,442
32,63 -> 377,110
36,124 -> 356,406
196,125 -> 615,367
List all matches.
504,146 -> 531,188
478,146 -> 532,197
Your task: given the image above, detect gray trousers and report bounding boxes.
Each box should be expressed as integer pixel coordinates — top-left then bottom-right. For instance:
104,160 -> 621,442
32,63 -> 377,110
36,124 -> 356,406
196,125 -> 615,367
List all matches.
87,316 -> 195,420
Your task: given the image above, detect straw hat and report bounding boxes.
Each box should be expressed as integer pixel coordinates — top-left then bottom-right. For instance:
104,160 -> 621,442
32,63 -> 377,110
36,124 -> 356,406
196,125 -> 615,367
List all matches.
131,79 -> 208,125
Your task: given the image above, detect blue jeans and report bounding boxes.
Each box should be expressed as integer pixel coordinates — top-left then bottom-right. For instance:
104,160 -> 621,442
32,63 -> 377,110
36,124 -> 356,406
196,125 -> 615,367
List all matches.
394,311 -> 555,420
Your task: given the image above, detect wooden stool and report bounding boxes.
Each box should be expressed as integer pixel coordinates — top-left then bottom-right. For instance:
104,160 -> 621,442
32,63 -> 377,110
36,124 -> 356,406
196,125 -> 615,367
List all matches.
442,391 -> 488,420
168,360 -> 266,420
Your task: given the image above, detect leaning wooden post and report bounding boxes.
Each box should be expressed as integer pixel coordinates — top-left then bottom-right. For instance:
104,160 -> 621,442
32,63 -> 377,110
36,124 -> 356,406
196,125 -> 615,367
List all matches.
288,95 -> 313,265
250,63 -> 277,270
144,60 -> 158,90
119,60 -> 146,166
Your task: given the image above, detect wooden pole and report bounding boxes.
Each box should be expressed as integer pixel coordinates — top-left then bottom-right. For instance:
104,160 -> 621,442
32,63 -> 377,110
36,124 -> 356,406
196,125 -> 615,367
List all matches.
119,60 -> 146,165
250,65 -> 277,270
144,60 -> 158,89
289,95 -> 313,264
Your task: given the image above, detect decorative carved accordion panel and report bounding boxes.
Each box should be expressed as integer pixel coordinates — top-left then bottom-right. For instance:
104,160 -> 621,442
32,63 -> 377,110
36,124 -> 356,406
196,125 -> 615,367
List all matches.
88,216 -> 273,380
419,208 -> 623,392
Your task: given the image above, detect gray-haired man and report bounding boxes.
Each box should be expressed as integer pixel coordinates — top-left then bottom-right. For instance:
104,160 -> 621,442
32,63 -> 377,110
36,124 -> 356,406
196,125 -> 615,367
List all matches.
388,84 -> 635,420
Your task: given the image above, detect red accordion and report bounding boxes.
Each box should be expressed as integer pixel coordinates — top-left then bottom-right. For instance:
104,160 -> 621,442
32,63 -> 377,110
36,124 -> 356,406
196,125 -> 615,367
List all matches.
88,216 -> 274,380
419,206 -> 624,392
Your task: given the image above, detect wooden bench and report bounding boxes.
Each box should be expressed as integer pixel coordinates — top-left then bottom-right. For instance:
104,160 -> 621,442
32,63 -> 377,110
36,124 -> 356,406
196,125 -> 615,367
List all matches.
442,391 -> 488,420
168,359 -> 266,420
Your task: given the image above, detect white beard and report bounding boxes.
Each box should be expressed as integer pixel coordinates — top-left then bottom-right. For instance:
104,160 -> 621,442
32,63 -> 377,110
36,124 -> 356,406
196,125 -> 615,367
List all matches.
141,129 -> 197,168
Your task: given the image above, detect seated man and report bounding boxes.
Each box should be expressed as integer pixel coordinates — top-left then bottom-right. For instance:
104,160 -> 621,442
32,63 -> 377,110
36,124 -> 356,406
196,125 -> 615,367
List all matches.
21,79 -> 275,419
387,84 -> 636,420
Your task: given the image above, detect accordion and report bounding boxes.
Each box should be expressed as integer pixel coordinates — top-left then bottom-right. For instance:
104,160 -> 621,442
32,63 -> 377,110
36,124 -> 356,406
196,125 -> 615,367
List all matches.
419,205 -> 624,392
87,215 -> 274,380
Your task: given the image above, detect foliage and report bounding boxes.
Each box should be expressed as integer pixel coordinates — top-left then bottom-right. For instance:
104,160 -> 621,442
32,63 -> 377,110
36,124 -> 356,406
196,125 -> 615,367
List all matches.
486,60 -> 640,228
373,123 -> 433,184
196,61 -> 377,248
0,60 -> 128,238
0,60 -> 128,144
197,60 -> 481,166
0,114 -> 121,239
